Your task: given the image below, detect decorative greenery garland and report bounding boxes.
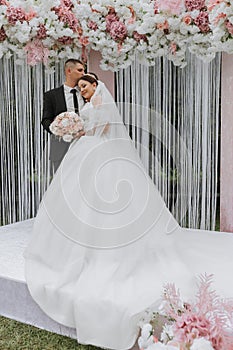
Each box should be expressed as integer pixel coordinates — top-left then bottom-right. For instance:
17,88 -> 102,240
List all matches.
0,0 -> 232,70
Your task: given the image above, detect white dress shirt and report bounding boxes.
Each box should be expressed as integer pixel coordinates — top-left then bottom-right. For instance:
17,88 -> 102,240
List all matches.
63,84 -> 84,114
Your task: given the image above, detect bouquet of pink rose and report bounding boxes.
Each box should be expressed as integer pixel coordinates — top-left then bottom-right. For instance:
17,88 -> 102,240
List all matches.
49,111 -> 84,142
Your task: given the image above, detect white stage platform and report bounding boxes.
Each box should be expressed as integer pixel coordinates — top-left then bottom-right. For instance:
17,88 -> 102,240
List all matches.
0,219 -> 77,339
0,219 -> 139,349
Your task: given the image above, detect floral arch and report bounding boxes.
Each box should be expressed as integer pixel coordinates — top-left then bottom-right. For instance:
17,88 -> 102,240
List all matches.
0,0 -> 233,70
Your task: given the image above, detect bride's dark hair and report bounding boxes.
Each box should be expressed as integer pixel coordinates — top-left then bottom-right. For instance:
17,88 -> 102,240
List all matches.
78,74 -> 98,86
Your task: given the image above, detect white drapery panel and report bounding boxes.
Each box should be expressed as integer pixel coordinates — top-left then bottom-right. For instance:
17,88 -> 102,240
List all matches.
0,57 -> 65,225
116,53 -> 221,230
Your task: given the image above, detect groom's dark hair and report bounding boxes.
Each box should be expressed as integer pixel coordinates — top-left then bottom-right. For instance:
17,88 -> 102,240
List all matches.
64,59 -> 85,70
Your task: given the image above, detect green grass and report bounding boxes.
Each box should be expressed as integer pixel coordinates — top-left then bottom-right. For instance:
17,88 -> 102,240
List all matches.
0,316 -> 102,350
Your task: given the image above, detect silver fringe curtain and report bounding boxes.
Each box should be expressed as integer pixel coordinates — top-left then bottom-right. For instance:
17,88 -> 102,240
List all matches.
0,57 -> 65,225
0,54 -> 220,229
116,53 -> 221,230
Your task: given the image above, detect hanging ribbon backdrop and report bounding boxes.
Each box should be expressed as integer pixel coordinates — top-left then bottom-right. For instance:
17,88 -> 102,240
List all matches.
0,0 -> 225,228
116,53 -> 221,230
0,57 -> 65,225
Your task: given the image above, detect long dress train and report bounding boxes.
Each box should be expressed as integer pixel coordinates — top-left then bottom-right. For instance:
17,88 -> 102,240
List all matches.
24,83 -> 233,350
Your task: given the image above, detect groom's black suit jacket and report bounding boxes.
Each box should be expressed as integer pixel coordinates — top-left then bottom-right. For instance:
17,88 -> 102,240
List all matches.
41,85 -> 70,163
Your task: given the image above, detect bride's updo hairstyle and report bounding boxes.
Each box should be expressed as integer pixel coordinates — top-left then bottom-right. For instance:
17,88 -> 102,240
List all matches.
78,74 -> 98,86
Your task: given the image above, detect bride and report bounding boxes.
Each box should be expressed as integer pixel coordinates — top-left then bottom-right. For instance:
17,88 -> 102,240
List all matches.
24,75 -> 233,350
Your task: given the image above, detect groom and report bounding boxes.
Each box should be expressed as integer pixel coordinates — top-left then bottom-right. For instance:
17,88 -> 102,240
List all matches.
41,59 -> 85,174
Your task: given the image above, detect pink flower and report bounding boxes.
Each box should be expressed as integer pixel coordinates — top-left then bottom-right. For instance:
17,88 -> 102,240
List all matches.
24,39 -> 49,66
109,21 -> 127,41
0,27 -> 7,42
225,20 -> 233,36
37,24 -> 47,39
213,12 -> 226,25
61,0 -> 73,10
173,312 -> 211,343
88,20 -> 98,31
162,275 -> 233,350
6,6 -> 27,25
106,13 -> 119,32
133,31 -> 147,42
57,36 -> 73,45
183,14 -> 192,25
157,20 -> 169,31
53,5 -> 79,31
128,6 -> 136,24
185,0 -> 205,11
0,0 -> 8,5
79,36 -> 89,47
194,11 -> 210,32
81,45 -> 88,64
60,10 -> 79,31
24,9 -> 36,22
117,42 -> 122,52
170,42 -> 177,54
154,1 -> 159,14
157,0 -> 184,15
207,0 -> 225,11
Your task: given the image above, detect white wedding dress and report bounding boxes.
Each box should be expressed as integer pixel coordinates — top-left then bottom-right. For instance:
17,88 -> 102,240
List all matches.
24,83 -> 233,350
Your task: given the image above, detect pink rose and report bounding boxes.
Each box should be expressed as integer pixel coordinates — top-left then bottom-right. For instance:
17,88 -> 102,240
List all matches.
61,0 -> 73,10
53,5 -> 79,31
6,6 -> 27,25
37,24 -> 47,39
194,11 -> 210,33
57,36 -> 74,45
106,13 -> 119,32
185,0 -> 205,11
88,20 -> 98,31
109,21 -> 127,41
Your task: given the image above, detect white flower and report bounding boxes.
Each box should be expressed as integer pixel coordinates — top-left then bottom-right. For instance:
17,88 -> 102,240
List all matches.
146,342 -> 179,350
160,324 -> 174,344
138,323 -> 154,349
61,119 -> 69,127
190,338 -> 214,350
63,134 -> 73,142
141,323 -> 153,339
147,343 -> 166,350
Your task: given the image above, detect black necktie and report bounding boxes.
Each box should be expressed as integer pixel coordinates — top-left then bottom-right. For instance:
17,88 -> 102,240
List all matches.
70,89 -> 79,114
